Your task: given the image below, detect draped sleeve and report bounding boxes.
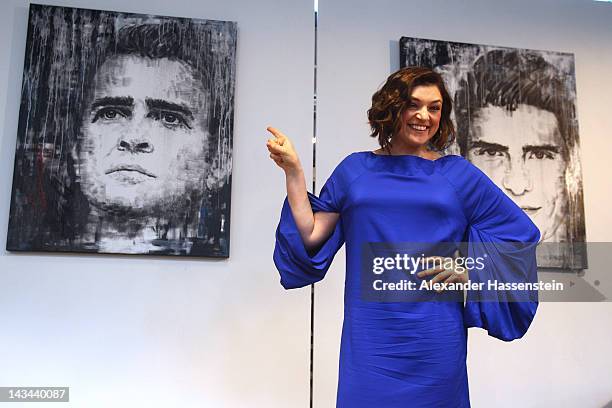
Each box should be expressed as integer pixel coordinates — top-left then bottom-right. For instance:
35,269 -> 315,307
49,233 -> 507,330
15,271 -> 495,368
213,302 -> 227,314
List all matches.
441,158 -> 541,341
273,155 -> 352,290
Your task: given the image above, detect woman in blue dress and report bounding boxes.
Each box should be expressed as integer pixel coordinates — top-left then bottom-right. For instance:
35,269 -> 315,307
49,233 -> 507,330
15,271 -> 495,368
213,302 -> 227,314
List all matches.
266,67 -> 540,407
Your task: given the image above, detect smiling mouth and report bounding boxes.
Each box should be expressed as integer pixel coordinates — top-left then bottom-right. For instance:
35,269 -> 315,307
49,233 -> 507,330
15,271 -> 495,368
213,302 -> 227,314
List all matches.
105,164 -> 157,178
408,124 -> 429,131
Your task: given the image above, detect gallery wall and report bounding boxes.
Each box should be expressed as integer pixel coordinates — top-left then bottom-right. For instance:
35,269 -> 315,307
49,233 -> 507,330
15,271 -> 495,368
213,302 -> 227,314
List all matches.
1,0 -> 611,407
0,0 -> 316,407
314,0 -> 612,407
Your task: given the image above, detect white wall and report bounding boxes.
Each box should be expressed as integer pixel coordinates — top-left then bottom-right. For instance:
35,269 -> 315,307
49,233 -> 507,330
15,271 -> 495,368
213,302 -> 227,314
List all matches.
315,0 -> 612,407
0,1 -> 315,407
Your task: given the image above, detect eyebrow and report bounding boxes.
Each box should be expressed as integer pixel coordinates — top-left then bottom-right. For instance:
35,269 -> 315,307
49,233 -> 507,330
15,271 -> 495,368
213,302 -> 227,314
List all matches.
91,96 -> 134,109
523,144 -> 560,153
470,140 -> 508,151
410,97 -> 442,104
146,98 -> 194,119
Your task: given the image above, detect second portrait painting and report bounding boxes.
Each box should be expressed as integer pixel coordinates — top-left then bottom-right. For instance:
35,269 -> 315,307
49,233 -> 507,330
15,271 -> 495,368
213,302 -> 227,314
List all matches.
400,37 -> 587,269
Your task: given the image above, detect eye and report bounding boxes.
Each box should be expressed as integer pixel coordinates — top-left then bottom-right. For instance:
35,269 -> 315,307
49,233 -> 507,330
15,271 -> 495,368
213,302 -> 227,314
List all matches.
474,148 -> 505,158
428,106 -> 441,112
148,110 -> 192,129
92,107 -> 130,123
526,150 -> 556,160
103,110 -> 118,119
162,112 -> 179,124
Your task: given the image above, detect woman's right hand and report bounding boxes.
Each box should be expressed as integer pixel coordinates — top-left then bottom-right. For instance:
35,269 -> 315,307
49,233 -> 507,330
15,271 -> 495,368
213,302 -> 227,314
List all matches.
266,126 -> 302,174
266,126 -> 340,252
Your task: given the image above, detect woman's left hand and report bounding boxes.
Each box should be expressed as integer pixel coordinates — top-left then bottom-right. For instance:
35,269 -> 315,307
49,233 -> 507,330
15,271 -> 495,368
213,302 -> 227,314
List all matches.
416,250 -> 469,293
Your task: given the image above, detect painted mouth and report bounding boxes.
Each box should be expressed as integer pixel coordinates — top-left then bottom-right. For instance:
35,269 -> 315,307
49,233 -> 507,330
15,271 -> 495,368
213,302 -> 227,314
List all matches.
521,206 -> 542,213
105,164 -> 157,178
408,124 -> 429,132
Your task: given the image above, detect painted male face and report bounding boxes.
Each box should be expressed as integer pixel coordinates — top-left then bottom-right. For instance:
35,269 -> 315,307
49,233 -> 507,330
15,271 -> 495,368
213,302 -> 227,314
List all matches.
78,55 -> 209,212
468,104 -> 566,241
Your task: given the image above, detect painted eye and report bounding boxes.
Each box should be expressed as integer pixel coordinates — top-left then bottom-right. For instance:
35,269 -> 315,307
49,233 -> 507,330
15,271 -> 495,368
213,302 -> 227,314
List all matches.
527,150 -> 555,160
92,107 -> 129,123
148,110 -> 190,129
475,148 -> 504,157
162,113 -> 179,124
103,110 -> 119,119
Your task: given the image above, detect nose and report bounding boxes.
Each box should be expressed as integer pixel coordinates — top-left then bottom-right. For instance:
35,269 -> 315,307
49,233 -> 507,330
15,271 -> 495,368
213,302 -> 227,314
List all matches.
415,106 -> 429,121
502,159 -> 532,196
117,131 -> 154,154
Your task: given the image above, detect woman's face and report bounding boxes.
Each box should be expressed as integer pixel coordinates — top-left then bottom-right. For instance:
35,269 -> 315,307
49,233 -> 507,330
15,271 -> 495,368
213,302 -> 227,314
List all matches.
394,85 -> 443,149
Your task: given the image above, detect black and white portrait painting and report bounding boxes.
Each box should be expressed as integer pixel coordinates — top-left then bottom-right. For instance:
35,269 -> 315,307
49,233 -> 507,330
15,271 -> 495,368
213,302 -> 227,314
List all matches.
400,37 -> 587,269
7,4 -> 237,257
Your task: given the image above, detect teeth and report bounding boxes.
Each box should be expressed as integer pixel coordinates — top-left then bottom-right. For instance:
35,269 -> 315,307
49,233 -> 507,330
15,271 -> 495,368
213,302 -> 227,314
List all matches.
409,124 -> 428,131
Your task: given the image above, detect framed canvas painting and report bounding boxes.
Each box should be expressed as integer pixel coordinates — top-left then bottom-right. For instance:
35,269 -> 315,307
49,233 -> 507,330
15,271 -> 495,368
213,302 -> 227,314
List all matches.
7,4 -> 237,257
400,37 -> 587,270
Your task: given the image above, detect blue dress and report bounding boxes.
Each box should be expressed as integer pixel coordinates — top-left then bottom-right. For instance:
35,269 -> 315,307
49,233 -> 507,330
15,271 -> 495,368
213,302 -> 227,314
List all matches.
273,151 -> 540,407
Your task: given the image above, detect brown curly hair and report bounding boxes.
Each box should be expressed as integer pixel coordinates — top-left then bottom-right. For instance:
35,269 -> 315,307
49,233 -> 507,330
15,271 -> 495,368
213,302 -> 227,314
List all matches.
368,67 -> 455,153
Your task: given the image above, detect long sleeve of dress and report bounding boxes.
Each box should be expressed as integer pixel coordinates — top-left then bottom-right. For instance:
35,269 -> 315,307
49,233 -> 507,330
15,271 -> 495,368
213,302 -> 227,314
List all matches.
273,162 -> 348,290
442,159 -> 541,341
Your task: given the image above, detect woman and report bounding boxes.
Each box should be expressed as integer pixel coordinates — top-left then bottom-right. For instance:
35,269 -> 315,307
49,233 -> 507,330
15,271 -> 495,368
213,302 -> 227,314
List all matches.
267,67 -> 540,407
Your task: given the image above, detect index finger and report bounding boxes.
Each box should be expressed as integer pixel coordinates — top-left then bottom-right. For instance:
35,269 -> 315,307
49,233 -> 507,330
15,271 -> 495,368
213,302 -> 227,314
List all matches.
266,126 -> 286,142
